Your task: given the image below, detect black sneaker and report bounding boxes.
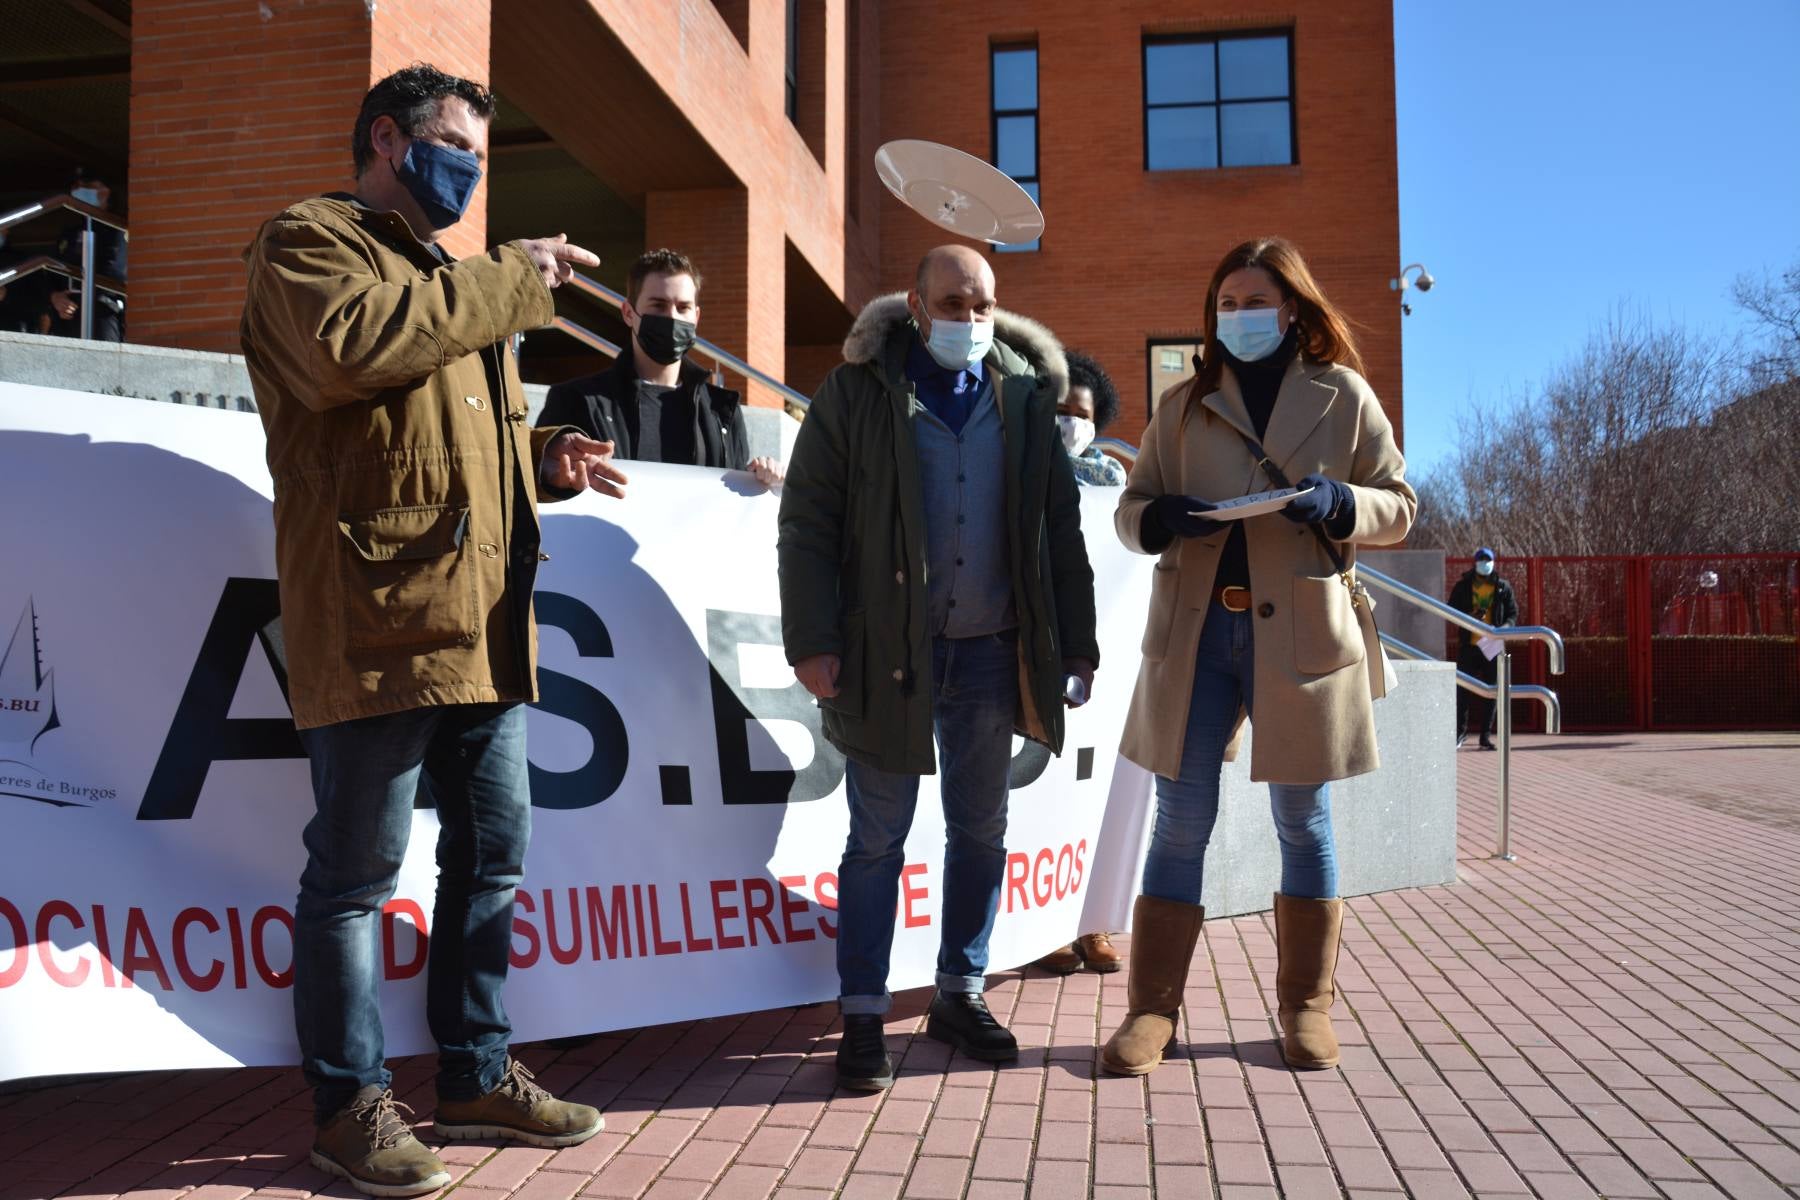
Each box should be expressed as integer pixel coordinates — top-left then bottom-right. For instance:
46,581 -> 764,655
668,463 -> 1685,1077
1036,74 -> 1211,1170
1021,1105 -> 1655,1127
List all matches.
926,991 -> 1018,1062
835,1014 -> 895,1091
1479,737 -> 1496,751
1455,732 -> 1468,748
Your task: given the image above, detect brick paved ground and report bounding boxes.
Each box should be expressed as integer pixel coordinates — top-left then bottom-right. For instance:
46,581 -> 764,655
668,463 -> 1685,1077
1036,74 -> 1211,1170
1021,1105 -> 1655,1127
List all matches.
4,733 -> 1797,1200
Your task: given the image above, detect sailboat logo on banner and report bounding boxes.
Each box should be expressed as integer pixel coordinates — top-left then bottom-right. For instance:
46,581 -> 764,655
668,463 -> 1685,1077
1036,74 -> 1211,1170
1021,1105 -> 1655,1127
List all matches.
0,598 -> 59,754
874,139 -> 1045,245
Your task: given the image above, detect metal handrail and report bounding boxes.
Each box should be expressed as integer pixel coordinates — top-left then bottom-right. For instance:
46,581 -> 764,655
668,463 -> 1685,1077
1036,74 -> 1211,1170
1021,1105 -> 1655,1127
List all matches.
560,272 -> 815,412
1359,562 -> 1561,862
0,195 -> 127,236
549,315 -> 621,359
0,194 -> 128,341
1380,631 -> 1562,733
0,255 -> 127,298
1359,564 -> 1566,673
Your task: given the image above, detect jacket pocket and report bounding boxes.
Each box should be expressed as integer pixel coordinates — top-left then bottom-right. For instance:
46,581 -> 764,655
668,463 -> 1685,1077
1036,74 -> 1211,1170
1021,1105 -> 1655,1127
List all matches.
1140,562 -> 1180,662
820,607 -> 867,720
337,504 -> 478,653
1291,573 -> 1366,676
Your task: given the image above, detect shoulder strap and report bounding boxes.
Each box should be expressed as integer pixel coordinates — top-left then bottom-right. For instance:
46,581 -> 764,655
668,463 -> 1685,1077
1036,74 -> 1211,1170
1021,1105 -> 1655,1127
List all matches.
1232,427 -> 1350,577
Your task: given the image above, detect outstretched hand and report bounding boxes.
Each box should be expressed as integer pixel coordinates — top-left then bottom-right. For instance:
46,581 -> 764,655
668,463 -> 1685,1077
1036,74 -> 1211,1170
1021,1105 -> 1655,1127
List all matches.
542,431 -> 628,498
519,234 -> 600,289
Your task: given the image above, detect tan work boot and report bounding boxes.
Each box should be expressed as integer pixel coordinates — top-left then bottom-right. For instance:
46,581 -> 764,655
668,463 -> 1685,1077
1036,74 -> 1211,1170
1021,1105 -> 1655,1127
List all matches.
1036,942 -> 1084,974
434,1058 -> 604,1148
1274,893 -> 1345,1069
1076,932 -> 1123,973
1100,896 -> 1205,1075
311,1086 -> 450,1198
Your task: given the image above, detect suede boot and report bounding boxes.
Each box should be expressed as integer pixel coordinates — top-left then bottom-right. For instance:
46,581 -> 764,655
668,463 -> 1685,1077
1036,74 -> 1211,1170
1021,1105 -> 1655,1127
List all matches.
1274,893 -> 1344,1069
1100,895 -> 1205,1076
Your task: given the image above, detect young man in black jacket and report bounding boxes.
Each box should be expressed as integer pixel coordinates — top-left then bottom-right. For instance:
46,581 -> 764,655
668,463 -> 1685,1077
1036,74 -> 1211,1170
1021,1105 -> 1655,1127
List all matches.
1448,547 -> 1519,749
538,249 -> 781,485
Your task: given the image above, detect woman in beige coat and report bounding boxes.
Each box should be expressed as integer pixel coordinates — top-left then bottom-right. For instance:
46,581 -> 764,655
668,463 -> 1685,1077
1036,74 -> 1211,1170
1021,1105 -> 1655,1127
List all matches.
1102,237 -> 1415,1076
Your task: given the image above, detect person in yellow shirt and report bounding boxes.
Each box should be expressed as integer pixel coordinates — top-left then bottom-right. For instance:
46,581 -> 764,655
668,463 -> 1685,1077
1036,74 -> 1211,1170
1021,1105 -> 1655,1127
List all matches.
1447,547 -> 1519,749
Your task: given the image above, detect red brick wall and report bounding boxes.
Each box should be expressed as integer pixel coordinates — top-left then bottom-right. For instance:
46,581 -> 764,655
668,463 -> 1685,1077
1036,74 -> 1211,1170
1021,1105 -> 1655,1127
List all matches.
875,0 -> 1403,450
118,0 -> 1397,450
129,0 -> 491,353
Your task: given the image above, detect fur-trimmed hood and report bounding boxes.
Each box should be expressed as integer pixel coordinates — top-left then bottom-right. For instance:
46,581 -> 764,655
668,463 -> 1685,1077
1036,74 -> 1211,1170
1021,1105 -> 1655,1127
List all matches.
840,292 -> 1068,405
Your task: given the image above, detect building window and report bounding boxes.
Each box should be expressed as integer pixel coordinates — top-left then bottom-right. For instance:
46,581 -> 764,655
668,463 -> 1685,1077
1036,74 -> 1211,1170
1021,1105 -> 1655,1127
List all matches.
785,0 -> 798,121
991,43 -> 1039,253
1143,32 -> 1293,171
1147,339 -> 1203,414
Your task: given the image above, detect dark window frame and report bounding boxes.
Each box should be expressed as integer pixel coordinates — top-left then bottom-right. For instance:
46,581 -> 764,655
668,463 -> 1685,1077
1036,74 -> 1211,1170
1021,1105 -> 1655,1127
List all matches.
1145,336 -> 1205,417
1142,30 -> 1297,172
989,41 -> 1040,253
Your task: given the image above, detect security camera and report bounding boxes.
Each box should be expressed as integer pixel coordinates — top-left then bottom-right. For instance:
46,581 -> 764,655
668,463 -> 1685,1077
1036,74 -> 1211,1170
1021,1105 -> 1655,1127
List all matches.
1414,271 -> 1435,293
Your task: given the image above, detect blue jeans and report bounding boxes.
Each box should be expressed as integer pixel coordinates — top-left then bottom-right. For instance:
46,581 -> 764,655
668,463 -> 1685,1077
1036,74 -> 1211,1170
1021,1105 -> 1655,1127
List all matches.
294,703 -> 530,1123
1141,602 -> 1337,904
837,631 -> 1018,1015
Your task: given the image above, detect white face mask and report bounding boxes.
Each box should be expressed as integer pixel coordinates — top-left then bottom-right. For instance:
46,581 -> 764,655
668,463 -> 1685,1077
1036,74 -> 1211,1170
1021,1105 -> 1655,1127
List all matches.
1058,414 -> 1096,456
1475,560 -> 1495,577
920,311 -> 995,371
1215,306 -> 1286,361
72,187 -> 102,207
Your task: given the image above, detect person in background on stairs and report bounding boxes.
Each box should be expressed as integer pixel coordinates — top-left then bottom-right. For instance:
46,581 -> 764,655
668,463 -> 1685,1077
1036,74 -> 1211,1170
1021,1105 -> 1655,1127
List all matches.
538,248 -> 784,488
1037,348 -> 1127,976
1449,547 -> 1519,749
1103,236 -> 1416,1077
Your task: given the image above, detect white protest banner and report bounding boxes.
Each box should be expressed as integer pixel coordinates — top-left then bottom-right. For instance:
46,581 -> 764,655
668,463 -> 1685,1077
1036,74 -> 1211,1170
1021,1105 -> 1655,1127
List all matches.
0,386 -> 1153,1083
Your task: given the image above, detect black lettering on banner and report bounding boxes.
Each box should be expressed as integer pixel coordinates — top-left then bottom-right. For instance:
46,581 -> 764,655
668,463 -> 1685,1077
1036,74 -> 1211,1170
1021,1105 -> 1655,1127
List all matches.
138,578 -> 304,820
707,610 -> 845,805
529,592 -> 630,810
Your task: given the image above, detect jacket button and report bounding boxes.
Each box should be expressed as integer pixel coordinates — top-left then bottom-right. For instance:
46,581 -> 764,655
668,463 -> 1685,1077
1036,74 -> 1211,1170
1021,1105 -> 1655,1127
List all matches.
895,569 -> 906,584
891,668 -> 904,682
480,542 -> 499,557
1258,602 -> 1275,618
465,395 -> 487,411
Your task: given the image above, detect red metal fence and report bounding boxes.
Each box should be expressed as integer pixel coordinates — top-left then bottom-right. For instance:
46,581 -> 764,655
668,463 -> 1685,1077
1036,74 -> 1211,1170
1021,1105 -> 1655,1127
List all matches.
1444,554 -> 1800,732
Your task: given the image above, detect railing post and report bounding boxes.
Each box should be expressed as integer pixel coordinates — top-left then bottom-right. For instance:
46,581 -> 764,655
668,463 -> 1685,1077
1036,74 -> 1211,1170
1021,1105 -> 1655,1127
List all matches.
79,221 -> 96,341
1494,648 -> 1517,862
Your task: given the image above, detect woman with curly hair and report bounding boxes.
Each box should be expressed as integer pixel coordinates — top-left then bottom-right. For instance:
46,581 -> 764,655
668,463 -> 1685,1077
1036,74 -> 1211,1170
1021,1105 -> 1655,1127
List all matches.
1055,349 -> 1130,487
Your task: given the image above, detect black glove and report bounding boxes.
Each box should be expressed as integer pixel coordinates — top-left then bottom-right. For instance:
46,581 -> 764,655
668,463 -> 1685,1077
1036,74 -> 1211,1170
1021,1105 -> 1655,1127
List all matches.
1149,493 -> 1226,539
1283,473 -> 1353,525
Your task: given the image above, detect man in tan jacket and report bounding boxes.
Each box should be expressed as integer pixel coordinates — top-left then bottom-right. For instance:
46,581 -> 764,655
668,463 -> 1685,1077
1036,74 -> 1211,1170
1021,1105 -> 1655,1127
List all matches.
240,65 -> 625,1197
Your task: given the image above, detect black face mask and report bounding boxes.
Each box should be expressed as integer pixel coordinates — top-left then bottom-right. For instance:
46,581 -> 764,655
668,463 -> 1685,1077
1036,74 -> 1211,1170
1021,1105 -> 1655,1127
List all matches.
634,314 -> 697,366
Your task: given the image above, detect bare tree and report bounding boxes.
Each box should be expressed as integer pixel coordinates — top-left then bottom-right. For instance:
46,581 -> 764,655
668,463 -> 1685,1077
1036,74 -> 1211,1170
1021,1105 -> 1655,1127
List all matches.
1412,263 -> 1800,557
1733,259 -> 1800,382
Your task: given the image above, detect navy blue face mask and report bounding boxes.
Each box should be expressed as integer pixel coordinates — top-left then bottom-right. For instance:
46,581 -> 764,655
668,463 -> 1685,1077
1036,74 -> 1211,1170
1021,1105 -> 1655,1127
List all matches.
392,138 -> 482,230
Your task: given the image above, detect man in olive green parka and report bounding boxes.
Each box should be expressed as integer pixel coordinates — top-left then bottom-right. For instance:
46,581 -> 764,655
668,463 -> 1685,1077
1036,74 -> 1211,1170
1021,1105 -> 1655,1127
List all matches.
778,245 -> 1098,1092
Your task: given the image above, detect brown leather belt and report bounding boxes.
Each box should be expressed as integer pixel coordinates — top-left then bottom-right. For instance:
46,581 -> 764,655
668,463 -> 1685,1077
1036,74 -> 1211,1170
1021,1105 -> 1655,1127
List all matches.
1212,585 -> 1252,613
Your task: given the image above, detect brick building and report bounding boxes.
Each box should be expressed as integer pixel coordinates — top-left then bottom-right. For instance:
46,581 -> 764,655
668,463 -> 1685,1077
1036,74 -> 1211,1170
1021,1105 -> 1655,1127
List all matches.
1,0 -> 1401,448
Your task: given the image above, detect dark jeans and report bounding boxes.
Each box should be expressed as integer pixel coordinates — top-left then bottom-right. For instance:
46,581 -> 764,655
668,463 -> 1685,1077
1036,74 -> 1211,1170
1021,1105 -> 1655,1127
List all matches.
294,702 -> 530,1123
1456,646 -> 1497,736
1141,603 -> 1338,904
836,631 -> 1019,1014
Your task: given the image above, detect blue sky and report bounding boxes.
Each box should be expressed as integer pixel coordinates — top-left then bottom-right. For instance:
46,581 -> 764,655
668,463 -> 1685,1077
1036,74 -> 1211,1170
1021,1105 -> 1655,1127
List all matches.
1394,0 -> 1800,473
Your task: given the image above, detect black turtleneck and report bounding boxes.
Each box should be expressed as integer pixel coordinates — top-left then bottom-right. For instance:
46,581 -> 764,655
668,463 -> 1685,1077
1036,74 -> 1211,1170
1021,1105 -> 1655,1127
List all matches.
1212,326 -> 1300,590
